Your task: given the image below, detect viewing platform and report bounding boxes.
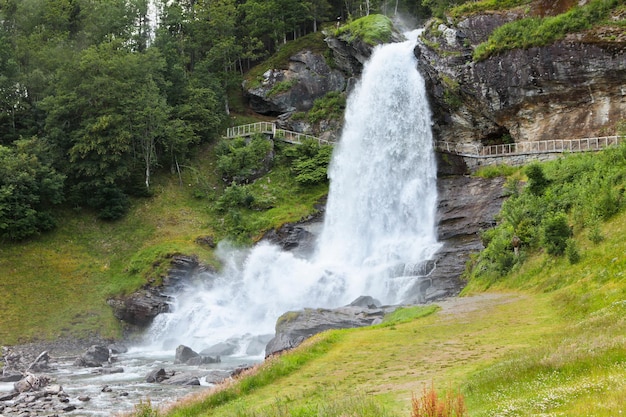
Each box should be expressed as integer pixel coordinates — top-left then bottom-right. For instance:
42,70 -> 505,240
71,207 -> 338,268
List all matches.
225,122 -> 332,146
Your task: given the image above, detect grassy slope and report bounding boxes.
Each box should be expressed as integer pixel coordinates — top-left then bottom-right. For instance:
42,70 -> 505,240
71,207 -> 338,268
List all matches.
150,209 -> 626,417
0,142 -> 327,345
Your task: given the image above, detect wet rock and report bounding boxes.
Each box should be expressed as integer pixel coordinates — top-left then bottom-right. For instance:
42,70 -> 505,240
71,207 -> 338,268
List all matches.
348,296 -> 382,309
92,366 -> 124,375
101,385 -> 112,393
0,391 -> 19,401
107,255 -> 212,328
74,345 -> 110,367
146,368 -> 169,383
203,370 -> 233,385
0,373 -> 23,383
63,405 -> 76,412
78,396 -> 90,402
265,305 -> 393,357
174,345 -> 219,365
26,351 -> 50,373
230,365 -> 253,379
174,345 -> 198,365
14,373 -> 50,393
107,343 -> 128,354
401,175 -> 506,304
162,373 -> 200,386
201,341 -> 237,357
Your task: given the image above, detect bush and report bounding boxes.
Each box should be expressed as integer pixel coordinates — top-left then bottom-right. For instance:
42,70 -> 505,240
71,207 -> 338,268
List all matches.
526,164 -> 549,196
565,238 -> 581,264
541,212 -> 572,256
216,183 -> 255,212
307,92 -> 346,124
216,135 -> 274,183
293,146 -> 333,185
411,384 -> 467,417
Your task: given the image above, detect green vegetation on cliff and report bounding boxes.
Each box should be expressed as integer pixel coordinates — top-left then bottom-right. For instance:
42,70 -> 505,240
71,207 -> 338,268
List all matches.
473,0 -> 624,60
335,14 -> 395,46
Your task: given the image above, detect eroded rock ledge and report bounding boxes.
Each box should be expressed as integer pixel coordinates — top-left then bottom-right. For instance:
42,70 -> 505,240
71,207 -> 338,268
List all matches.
415,8 -> 626,146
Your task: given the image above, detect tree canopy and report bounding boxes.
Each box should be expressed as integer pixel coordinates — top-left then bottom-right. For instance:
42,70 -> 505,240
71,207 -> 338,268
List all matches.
0,0 -> 440,239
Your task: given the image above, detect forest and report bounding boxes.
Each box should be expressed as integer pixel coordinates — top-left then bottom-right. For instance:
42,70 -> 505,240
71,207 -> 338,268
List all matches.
0,0 -> 449,241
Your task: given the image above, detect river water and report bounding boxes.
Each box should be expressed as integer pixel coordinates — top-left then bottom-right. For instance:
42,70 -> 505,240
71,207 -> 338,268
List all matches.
0,30 -> 439,416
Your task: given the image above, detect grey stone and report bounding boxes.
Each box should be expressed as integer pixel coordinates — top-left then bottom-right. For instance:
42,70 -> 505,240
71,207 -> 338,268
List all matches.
265,306 -> 390,357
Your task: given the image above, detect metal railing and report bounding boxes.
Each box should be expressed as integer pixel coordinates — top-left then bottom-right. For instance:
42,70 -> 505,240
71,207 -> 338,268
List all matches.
436,136 -> 623,158
225,122 -> 332,146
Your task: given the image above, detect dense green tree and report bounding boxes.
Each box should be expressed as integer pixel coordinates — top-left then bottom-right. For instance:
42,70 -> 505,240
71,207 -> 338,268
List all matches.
0,138 -> 65,240
42,42 -> 171,216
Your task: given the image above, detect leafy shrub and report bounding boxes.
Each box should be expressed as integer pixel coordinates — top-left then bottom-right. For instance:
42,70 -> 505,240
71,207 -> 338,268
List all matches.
307,92 -> 346,124
216,183 -> 255,212
565,238 -> 581,264
526,163 -> 549,196
541,212 -> 572,256
267,79 -> 298,97
216,135 -> 274,183
293,146 -> 332,185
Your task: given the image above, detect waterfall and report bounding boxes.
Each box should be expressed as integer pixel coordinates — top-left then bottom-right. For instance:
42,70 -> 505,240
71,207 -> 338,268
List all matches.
144,30 -> 440,355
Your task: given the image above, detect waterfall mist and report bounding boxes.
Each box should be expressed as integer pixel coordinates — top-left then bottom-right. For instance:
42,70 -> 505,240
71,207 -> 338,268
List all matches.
143,30 -> 440,356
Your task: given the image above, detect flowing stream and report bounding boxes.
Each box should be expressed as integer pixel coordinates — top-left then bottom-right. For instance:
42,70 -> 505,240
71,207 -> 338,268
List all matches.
0,30 -> 440,416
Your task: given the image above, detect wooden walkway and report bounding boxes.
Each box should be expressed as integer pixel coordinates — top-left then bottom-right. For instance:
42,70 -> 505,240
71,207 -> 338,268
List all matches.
226,123 -> 623,160
225,122 -> 332,146
436,136 -> 623,158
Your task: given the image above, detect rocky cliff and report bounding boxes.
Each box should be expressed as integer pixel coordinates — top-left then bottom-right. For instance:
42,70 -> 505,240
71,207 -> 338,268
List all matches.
415,3 -> 626,147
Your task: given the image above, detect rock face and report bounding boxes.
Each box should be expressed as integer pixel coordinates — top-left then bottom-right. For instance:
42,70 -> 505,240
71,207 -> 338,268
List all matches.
422,172 -> 507,301
265,303 -> 393,357
107,255 -> 212,328
415,5 -> 626,147
244,50 -> 346,115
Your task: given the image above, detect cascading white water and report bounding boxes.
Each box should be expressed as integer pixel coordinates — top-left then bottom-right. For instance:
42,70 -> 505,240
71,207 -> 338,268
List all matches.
144,30 -> 440,355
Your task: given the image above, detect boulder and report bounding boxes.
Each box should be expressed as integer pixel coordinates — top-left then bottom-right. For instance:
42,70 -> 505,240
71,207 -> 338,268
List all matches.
146,368 -> 169,383
174,345 -> 199,364
14,373 -> 50,393
27,351 -> 50,373
348,296 -> 382,309
244,50 -> 346,116
74,345 -> 110,367
201,342 -> 237,357
265,305 -> 391,357
162,373 -> 201,386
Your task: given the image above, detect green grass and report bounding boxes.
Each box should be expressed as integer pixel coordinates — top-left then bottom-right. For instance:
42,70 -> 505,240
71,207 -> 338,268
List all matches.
131,207 -> 626,417
449,0 -> 532,20
335,14 -> 394,46
0,140 -> 327,345
473,0 -> 623,60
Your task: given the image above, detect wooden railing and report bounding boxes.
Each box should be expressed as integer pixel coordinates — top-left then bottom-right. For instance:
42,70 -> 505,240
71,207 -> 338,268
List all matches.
225,122 -> 332,146
436,136 -> 623,158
